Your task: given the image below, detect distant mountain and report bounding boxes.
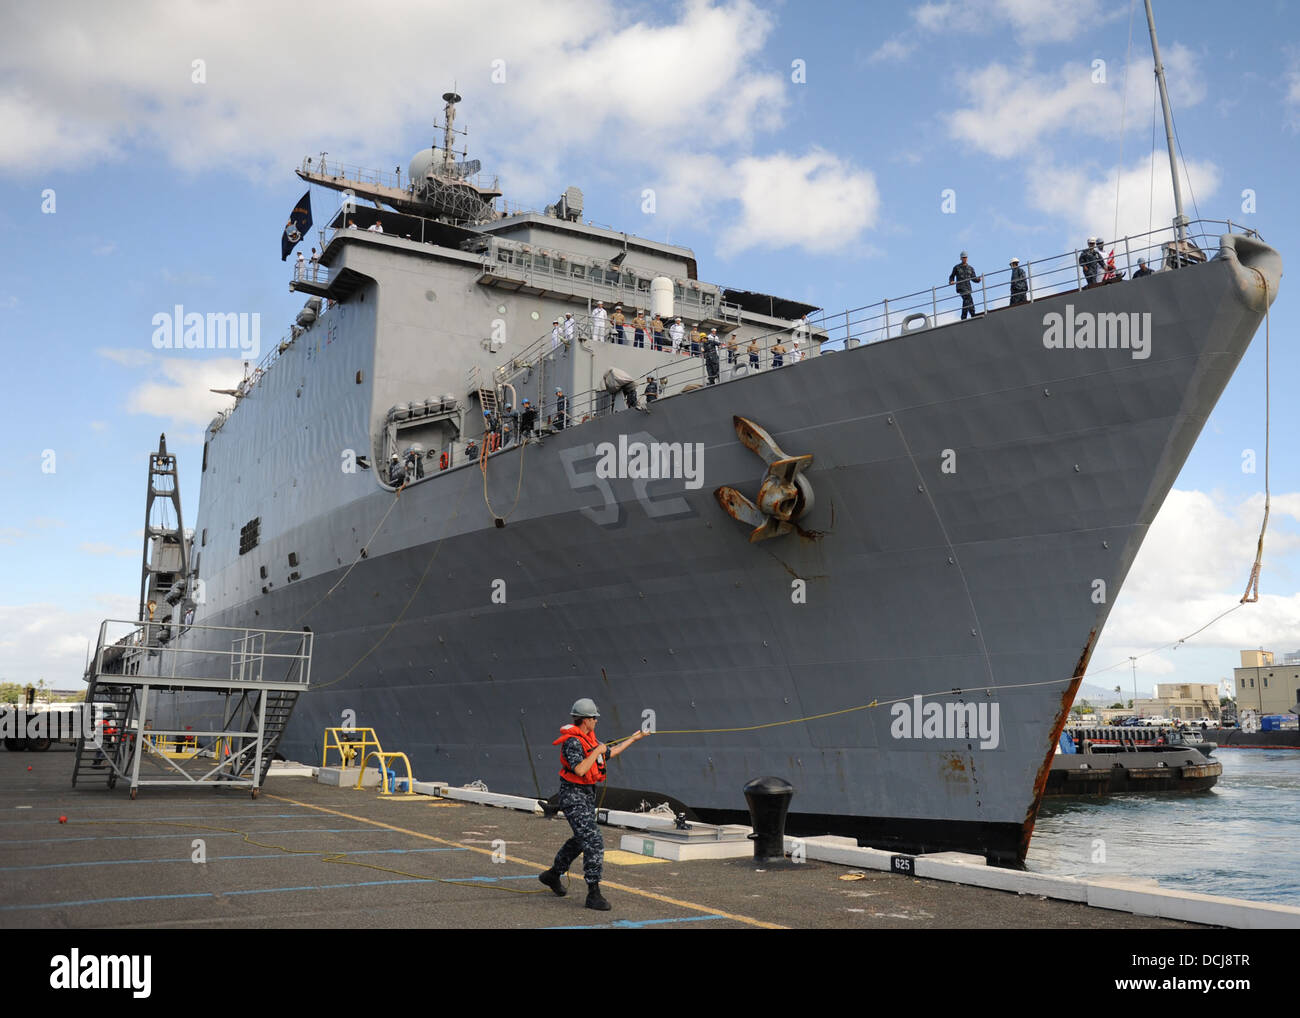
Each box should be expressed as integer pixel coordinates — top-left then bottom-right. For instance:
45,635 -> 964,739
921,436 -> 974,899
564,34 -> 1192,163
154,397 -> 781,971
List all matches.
1071,682 -> 1135,708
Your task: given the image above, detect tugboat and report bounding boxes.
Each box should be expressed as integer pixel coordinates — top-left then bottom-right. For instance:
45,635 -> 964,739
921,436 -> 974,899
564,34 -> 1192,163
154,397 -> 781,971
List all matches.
1046,728 -> 1221,797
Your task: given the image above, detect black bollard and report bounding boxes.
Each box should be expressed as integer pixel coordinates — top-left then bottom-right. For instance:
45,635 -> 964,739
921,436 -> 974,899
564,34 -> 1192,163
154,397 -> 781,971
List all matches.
744,776 -> 794,861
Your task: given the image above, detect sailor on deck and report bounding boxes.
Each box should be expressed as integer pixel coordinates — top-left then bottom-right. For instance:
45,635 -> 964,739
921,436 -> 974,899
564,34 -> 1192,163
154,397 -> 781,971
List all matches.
387,453 -> 405,487
551,319 -> 561,350
563,312 -> 577,345
552,388 -> 568,431
703,330 -> 721,385
949,251 -> 982,320
669,317 -> 685,355
1009,257 -> 1028,305
1079,238 -> 1104,286
538,698 -> 647,910
591,301 -> 608,343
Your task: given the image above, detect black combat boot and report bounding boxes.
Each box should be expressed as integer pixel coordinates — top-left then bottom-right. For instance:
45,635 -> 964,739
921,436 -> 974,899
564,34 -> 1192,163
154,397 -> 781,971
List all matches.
585,882 -> 611,911
538,868 -> 567,896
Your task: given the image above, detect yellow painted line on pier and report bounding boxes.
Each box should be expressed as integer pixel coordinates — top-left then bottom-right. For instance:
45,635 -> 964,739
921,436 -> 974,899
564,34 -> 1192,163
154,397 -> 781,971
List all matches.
266,792 -> 785,929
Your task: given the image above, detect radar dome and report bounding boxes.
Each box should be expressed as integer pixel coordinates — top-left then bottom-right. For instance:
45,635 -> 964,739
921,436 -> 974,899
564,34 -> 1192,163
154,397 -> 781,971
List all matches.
408,147 -> 448,182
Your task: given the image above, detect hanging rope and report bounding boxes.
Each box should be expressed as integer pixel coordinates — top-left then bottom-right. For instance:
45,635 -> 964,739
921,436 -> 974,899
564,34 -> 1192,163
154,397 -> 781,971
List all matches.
1241,270 -> 1271,602
295,483 -> 406,624
480,434 -> 528,526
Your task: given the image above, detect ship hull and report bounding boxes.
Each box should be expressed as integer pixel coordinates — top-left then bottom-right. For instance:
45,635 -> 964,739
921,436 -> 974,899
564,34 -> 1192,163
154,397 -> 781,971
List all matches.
180,239 -> 1277,866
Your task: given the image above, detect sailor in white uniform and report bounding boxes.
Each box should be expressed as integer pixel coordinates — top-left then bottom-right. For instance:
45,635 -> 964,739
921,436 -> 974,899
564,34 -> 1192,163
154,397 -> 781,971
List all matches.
591,301 -> 608,343
563,312 -> 577,345
551,319 -> 561,350
669,317 -> 685,355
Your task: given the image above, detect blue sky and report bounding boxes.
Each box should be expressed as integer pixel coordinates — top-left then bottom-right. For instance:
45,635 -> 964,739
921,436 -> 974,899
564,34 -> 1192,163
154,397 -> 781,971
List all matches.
1,0 -> 1298,696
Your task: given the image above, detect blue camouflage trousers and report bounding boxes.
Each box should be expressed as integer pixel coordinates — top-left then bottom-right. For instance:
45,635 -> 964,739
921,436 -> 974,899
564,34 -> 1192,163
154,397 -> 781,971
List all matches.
554,782 -> 603,884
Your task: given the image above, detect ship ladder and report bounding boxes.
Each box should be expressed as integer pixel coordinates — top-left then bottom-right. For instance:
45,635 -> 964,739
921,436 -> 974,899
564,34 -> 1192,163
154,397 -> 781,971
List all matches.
217,688 -> 303,792
71,676 -> 135,790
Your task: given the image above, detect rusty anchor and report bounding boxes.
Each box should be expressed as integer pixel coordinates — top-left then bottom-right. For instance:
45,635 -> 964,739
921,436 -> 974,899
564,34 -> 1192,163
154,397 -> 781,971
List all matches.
715,415 -> 815,542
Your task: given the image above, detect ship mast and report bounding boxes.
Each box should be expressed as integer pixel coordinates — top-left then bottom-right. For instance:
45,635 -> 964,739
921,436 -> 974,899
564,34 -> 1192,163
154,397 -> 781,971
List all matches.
441,91 -> 461,178
1143,0 -> 1188,243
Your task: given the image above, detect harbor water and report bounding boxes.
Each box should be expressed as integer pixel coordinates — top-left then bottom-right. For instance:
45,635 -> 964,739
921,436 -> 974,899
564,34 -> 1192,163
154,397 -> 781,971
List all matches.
1027,748 -> 1300,905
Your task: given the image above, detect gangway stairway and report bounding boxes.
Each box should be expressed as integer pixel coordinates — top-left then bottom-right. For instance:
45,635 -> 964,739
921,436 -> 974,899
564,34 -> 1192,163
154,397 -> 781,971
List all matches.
74,619 -> 313,799
71,676 -> 133,789
217,686 -> 302,787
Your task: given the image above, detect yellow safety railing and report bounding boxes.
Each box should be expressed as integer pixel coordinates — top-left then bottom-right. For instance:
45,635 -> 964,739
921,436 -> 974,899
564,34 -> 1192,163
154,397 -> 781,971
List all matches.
146,733 -> 203,760
321,727 -> 385,769
321,728 -> 418,795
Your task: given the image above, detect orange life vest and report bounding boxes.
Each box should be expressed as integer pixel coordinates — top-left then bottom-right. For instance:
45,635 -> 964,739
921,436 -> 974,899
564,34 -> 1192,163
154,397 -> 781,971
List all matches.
554,724 -> 605,785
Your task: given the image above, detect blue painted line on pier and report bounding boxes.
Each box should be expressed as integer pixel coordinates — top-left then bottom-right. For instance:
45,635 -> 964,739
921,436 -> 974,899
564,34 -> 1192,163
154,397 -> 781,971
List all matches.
0,827 -> 392,846
0,812 -> 318,827
0,877 -> 456,912
544,914 -> 727,929
0,846 -> 467,871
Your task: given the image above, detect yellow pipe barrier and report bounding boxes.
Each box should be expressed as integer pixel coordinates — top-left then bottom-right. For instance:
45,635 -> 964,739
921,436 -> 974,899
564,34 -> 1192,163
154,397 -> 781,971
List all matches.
357,750 -> 418,797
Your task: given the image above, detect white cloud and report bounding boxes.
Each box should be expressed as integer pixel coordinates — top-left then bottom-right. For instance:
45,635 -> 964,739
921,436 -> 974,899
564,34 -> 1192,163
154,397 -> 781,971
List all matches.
656,150 -> 880,256
95,348 -> 241,427
124,357 -> 243,428
79,542 -> 136,558
994,0 -> 1116,46
946,62 -> 1115,159
867,38 -> 915,64
0,0 -> 787,181
1285,50 -> 1300,130
1091,490 -> 1300,675
0,596 -> 138,684
1026,150 -> 1221,247
945,46 -> 1205,161
97,347 -> 154,367
882,0 -> 1116,60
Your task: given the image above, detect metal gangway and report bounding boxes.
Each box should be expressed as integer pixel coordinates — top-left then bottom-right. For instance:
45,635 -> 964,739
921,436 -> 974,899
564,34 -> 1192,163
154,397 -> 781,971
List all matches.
73,619 -> 313,799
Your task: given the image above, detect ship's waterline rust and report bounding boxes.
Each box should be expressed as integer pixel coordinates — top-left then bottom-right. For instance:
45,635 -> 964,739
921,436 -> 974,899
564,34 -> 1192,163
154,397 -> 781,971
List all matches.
89,79 -> 1281,869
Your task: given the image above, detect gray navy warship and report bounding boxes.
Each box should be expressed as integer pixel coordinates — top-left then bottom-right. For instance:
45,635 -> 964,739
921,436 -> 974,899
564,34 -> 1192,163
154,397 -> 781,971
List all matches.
101,48 -> 1281,864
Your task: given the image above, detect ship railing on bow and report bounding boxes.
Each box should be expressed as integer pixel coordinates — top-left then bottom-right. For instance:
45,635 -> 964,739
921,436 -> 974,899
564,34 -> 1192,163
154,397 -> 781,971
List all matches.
808,218 -> 1261,347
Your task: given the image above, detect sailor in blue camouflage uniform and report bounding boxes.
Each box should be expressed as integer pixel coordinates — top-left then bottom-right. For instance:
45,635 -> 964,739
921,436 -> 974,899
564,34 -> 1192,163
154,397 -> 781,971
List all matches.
949,251 -> 982,320
538,698 -> 647,910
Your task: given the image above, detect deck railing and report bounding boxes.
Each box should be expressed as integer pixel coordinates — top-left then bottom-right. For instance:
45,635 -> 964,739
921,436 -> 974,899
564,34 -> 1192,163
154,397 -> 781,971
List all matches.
442,218 -> 1261,465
